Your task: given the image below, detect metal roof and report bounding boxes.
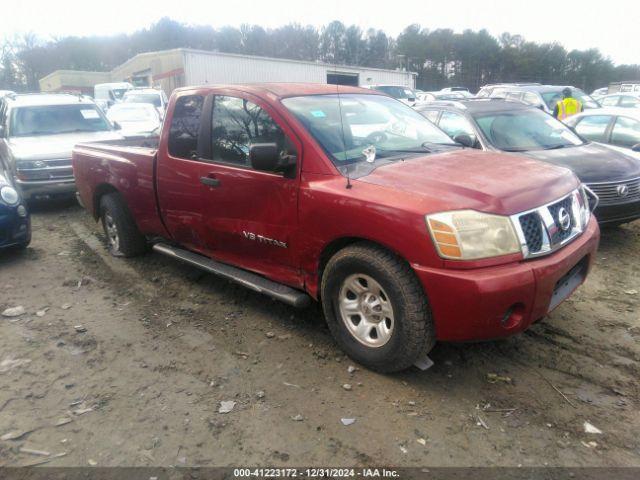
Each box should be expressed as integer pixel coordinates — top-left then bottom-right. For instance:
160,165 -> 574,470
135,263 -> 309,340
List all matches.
175,82 -> 382,99
3,93 -> 96,107
416,98 -> 531,113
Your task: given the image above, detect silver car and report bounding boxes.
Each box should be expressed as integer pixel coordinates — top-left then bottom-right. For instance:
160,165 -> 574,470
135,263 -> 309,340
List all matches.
0,93 -> 123,200
565,107 -> 640,158
596,93 -> 640,109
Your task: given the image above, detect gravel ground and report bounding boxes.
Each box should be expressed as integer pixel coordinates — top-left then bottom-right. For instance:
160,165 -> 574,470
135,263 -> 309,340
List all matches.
0,199 -> 639,468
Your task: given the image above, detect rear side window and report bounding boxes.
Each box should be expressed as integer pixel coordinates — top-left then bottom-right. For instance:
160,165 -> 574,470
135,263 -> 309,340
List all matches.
420,109 -> 440,123
600,96 -> 619,107
611,116 -> 640,148
574,115 -> 612,142
168,95 -> 204,159
523,92 -> 542,107
210,95 -> 289,167
620,96 -> 640,108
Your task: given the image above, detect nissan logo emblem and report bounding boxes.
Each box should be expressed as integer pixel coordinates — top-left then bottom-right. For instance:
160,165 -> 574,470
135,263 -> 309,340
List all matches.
617,185 -> 629,197
557,207 -> 571,232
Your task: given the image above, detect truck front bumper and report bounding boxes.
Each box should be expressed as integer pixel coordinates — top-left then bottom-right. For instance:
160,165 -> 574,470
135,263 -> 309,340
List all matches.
16,179 -> 76,200
415,217 -> 600,342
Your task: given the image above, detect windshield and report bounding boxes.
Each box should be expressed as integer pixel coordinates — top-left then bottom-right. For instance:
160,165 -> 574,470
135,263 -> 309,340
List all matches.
107,105 -> 159,123
372,86 -> 418,100
474,108 -> 585,151
541,89 -> 599,110
123,93 -> 162,107
112,88 -> 129,100
282,93 -> 456,166
10,104 -> 111,137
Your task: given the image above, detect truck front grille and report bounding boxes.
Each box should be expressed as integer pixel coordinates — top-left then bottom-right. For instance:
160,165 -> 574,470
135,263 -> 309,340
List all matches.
518,212 -> 543,252
16,158 -> 74,182
512,189 -> 589,259
547,196 -> 575,244
587,178 -> 640,206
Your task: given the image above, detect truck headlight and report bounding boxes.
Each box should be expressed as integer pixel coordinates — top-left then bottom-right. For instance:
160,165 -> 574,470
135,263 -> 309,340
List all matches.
426,210 -> 521,260
579,185 -> 594,226
0,186 -> 20,206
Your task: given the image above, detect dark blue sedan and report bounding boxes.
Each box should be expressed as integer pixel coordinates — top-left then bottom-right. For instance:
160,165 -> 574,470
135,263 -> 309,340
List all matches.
0,169 -> 30,250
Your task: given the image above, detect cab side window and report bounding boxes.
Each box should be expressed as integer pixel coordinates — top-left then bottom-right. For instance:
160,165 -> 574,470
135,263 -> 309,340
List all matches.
168,95 -> 204,159
211,95 -> 295,168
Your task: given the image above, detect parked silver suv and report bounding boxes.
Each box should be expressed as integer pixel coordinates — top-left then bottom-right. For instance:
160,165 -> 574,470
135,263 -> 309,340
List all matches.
0,93 -> 122,200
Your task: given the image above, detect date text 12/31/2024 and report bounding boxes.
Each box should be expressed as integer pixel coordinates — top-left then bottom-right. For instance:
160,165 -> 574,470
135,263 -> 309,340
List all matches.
233,468 -> 400,478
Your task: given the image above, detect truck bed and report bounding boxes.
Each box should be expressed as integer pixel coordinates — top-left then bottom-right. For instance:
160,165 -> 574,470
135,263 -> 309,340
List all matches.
82,135 -> 160,150
72,137 -> 167,237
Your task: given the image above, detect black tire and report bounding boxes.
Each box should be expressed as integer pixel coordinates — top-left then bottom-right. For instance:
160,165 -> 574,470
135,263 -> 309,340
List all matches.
321,242 -> 435,373
99,192 -> 147,257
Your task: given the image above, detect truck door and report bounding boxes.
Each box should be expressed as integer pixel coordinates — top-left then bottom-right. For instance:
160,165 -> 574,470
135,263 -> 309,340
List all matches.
196,93 -> 302,287
156,91 -> 212,253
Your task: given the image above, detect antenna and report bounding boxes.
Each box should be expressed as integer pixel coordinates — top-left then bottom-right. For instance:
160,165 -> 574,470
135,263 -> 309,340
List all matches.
332,32 -> 351,190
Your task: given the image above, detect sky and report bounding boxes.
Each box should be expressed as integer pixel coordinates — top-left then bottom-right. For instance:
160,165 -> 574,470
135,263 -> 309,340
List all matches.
3,0 -> 639,65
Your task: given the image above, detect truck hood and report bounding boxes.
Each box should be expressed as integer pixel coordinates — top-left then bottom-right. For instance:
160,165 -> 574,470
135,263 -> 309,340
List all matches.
7,131 -> 123,161
519,142 -> 640,183
356,149 -> 579,216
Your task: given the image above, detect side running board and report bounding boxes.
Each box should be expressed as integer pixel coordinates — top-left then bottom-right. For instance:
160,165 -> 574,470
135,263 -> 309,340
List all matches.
152,243 -> 311,308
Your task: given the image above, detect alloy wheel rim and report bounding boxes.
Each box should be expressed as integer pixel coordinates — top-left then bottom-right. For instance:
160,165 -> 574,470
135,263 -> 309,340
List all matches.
338,273 -> 394,348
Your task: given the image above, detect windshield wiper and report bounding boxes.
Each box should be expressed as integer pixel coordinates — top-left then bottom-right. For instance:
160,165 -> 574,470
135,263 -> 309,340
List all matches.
15,131 -> 55,136
543,144 -> 568,150
422,141 -> 457,148
500,147 -> 530,152
61,128 -> 103,134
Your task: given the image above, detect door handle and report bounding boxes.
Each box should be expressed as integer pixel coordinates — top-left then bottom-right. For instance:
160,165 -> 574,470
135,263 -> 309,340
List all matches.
200,176 -> 220,187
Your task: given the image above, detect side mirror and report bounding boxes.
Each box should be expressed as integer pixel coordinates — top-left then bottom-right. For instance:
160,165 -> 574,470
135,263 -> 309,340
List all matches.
113,121 -> 122,131
632,143 -> 640,152
249,143 -> 296,177
453,133 -> 476,148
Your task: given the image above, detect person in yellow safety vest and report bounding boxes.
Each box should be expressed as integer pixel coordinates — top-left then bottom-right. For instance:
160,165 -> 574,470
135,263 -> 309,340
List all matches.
553,87 -> 583,121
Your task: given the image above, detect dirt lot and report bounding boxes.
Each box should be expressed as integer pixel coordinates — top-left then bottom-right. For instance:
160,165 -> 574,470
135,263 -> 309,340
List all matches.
0,200 -> 639,468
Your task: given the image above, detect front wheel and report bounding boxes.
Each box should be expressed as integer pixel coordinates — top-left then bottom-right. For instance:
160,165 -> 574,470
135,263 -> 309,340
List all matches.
321,242 -> 435,373
99,193 -> 147,257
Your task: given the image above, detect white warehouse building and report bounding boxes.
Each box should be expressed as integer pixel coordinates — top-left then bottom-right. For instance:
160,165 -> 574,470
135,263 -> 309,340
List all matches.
40,48 -> 417,96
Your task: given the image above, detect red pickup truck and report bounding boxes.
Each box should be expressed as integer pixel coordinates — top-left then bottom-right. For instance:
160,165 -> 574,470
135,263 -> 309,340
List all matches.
73,83 -> 600,372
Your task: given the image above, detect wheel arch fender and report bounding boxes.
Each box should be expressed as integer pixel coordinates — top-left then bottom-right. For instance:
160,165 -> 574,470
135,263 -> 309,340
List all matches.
313,236 -> 413,300
93,183 -> 119,219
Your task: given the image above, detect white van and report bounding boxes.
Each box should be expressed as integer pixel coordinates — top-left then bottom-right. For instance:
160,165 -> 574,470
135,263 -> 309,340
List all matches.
93,82 -> 133,110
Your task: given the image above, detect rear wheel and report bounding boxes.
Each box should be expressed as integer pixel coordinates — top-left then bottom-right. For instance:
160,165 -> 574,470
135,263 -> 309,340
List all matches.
99,193 -> 147,257
321,242 -> 435,373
